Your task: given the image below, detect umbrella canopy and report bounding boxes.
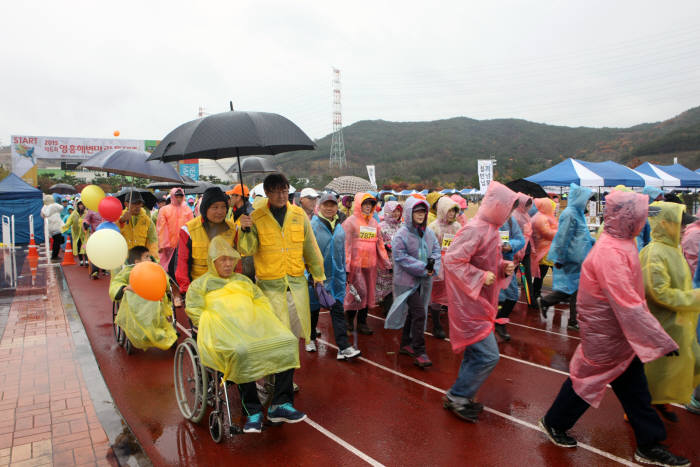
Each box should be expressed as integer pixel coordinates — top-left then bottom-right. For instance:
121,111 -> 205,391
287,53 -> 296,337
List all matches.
505,179 -> 548,198
226,156 -> 277,174
79,149 -> 183,182
49,183 -> 77,194
147,111 -> 316,162
115,188 -> 158,210
184,181 -> 216,195
146,179 -> 198,190
324,176 -> 375,195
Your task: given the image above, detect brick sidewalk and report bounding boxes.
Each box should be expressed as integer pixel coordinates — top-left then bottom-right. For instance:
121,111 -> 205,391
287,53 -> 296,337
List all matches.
0,266 -> 116,466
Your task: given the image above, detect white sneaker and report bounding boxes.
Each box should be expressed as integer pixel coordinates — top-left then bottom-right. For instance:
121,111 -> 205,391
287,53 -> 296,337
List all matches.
337,346 -> 361,360
305,341 -> 317,352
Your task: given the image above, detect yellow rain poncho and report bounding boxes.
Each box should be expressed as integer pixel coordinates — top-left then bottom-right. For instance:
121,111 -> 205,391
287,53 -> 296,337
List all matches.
185,237 -> 299,384
108,265 -> 177,351
640,201 -> 700,404
61,208 -> 86,254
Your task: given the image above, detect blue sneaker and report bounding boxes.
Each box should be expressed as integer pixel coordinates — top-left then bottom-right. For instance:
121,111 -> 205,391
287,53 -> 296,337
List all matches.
267,403 -> 307,424
243,412 -> 263,433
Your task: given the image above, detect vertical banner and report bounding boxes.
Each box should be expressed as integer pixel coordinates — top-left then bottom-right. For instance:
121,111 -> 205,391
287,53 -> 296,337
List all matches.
366,165 -> 377,189
477,159 -> 494,194
180,159 -> 199,181
11,136 -> 39,186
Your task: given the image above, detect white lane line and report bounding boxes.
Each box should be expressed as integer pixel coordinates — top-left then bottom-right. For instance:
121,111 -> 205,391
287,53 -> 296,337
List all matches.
317,337 -> 636,466
176,321 -> 384,465
304,418 -> 386,467
509,321 -> 581,340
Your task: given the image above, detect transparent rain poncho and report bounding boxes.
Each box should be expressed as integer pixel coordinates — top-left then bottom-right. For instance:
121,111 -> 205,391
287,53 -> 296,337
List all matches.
427,196 -> 461,306
185,237 -> 299,383
530,197 -> 558,275
641,201 -> 700,405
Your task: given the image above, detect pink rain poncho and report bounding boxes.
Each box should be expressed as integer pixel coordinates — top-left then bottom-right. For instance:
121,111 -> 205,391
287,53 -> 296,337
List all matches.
376,201 -> 402,302
512,192 -> 533,264
444,181 -> 518,352
530,197 -> 558,278
450,194 -> 468,226
342,193 -> 391,310
156,188 -> 194,267
569,191 -> 677,407
428,196 -> 461,306
681,207 -> 700,272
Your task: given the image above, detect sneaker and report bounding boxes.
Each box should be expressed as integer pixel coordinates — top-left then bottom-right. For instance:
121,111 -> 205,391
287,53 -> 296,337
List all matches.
293,382 -> 300,392
539,417 -> 577,448
414,354 -> 432,368
684,395 -> 700,415
654,404 -> 678,423
268,403 -> 307,424
399,345 -> 415,357
442,396 -> 480,423
337,346 -> 361,360
305,341 -> 317,352
90,272 -> 99,280
243,412 -> 263,433
495,323 -> 511,341
315,329 -> 322,337
432,325 -> 446,339
357,323 -> 373,335
567,321 -> 580,331
634,444 -> 690,467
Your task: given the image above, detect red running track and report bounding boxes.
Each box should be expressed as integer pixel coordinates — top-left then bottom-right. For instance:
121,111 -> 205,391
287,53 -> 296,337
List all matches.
62,266 -> 699,466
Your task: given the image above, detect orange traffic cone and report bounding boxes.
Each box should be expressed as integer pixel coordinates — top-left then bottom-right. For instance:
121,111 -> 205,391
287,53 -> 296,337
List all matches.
28,233 -> 39,259
28,255 -> 38,287
62,238 -> 76,266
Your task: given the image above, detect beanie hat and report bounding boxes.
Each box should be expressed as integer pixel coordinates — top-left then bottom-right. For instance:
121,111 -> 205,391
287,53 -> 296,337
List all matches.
200,187 -> 229,221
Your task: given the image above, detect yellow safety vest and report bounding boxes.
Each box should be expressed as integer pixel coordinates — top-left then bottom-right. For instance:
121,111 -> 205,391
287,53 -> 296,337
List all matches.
119,209 -> 151,249
186,217 -> 237,280
252,204 -> 306,280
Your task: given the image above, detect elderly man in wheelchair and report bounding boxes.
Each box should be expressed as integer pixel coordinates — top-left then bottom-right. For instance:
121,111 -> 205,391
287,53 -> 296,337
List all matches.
179,236 -> 304,436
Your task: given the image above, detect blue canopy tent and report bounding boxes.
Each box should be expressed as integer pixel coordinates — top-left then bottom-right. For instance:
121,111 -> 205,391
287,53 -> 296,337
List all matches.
576,160 -> 659,187
399,189 -> 414,196
526,158 -> 605,187
640,163 -> 700,188
0,174 -> 44,244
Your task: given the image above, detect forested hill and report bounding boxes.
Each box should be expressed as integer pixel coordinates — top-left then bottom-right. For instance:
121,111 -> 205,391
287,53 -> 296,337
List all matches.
276,106 -> 700,187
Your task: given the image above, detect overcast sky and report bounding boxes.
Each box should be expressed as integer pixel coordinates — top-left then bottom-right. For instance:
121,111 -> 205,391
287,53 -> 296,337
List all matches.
2,0 -> 700,145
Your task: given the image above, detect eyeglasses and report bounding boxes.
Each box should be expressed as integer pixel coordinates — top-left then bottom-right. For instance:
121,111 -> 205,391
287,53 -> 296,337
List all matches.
267,189 -> 289,196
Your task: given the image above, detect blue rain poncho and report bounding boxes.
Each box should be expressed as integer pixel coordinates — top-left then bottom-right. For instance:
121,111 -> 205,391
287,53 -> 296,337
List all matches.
635,186 -> 664,251
385,197 -> 441,329
308,214 -> 346,309
498,215 -> 526,302
547,183 -> 595,295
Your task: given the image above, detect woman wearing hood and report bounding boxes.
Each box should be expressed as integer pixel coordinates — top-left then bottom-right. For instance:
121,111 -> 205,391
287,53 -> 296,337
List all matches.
376,201 -> 402,314
442,181 -> 517,422
641,201 -> 700,422
540,191 -> 690,467
425,191 -> 443,226
61,200 -> 87,266
450,194 -> 468,226
342,193 -> 391,335
157,187 -> 194,272
637,187 -> 665,251
186,237 -> 304,433
530,197 -> 558,301
681,207 -> 700,273
427,196 -> 461,339
41,194 -> 65,261
512,193 -> 534,303
385,197 -> 441,367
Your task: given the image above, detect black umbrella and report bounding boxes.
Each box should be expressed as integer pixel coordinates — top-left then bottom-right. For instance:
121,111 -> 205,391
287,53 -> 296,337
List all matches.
49,183 -> 77,194
225,156 -> 277,174
115,188 -> 158,210
184,181 -> 215,195
146,180 -> 198,190
506,178 -> 548,198
80,149 -> 183,182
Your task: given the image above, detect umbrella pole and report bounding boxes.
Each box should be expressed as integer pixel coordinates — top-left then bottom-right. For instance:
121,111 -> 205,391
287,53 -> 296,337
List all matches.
237,154 -> 251,232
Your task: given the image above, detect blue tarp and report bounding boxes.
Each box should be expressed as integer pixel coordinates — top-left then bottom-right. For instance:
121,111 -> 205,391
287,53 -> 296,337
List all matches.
0,174 -> 44,244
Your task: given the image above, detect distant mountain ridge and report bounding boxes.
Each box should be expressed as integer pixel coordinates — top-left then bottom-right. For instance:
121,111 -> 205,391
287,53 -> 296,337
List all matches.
276,106 -> 700,187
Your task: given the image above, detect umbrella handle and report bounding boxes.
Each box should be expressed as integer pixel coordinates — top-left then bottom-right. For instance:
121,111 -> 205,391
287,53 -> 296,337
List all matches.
236,155 -> 251,233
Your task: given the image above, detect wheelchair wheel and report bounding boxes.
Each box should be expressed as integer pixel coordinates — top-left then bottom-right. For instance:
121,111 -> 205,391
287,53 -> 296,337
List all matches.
174,338 -> 208,423
209,411 -> 223,444
124,337 -> 133,355
112,301 -> 124,345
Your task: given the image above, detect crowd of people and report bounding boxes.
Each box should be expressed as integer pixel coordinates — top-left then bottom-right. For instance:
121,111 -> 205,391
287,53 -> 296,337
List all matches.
49,173 -> 699,465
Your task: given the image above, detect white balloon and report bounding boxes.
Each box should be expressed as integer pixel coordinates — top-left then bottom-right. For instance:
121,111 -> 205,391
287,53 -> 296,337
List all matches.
85,229 -> 128,270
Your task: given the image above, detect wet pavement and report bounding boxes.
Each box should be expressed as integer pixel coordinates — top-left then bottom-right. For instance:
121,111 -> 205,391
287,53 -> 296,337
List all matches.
62,264 -> 700,466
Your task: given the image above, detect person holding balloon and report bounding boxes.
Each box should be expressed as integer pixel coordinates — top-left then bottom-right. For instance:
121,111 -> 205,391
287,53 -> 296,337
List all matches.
116,190 -> 159,262
109,246 -> 177,351
80,185 -> 108,279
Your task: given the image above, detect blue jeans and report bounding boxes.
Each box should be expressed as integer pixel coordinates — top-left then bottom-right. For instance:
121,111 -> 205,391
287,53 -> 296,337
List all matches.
447,332 -> 500,401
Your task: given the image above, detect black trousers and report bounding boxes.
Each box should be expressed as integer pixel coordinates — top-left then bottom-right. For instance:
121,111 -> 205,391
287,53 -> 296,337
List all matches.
532,265 -> 550,299
521,247 -> 533,305
238,368 -> 294,416
541,290 -> 578,324
310,301 -> 350,350
400,289 -> 427,355
346,308 -> 368,325
496,300 -> 517,320
544,357 -> 666,448
51,233 -> 64,259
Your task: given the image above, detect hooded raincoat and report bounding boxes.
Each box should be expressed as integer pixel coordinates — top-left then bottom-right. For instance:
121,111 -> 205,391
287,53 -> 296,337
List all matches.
428,196 -> 461,306
426,192 -> 443,226
450,194 -> 468,226
512,193 -> 533,264
569,191 -> 678,407
157,188 -> 194,265
185,237 -> 299,383
109,264 -> 177,351
681,207 -> 700,273
497,215 -> 526,302
41,195 -> 64,236
636,187 -> 664,251
385,197 -> 441,329
547,184 -> 594,294
444,181 -> 518,352
342,193 -> 391,310
308,213 -> 346,309
640,201 -> 700,405
530,198 -> 558,276
61,203 -> 87,253
376,201 -> 402,302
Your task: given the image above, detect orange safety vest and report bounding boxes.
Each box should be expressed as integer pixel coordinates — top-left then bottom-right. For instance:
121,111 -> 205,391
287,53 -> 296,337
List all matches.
252,204 -> 307,280
186,217 -> 237,280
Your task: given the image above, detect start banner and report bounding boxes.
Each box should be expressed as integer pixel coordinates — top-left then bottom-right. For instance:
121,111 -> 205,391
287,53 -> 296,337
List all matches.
11,135 -> 145,161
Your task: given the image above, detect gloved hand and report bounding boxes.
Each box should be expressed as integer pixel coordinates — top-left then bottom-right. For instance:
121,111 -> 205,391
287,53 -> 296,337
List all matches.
665,350 -> 680,357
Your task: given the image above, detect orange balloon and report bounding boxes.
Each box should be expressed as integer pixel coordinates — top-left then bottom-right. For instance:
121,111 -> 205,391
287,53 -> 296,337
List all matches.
129,261 -> 167,301
113,130 -> 120,137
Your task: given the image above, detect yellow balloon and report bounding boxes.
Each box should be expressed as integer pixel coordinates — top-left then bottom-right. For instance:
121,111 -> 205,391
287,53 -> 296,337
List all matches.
81,185 -> 105,212
85,229 -> 128,270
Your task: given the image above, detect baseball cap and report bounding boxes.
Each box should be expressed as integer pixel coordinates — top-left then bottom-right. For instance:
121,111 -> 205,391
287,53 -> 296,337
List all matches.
318,192 -> 338,205
300,188 -> 319,199
226,184 -> 250,196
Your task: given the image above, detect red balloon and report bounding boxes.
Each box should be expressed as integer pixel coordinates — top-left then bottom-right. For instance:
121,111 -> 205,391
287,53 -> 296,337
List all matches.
98,196 -> 123,222
129,261 -> 167,302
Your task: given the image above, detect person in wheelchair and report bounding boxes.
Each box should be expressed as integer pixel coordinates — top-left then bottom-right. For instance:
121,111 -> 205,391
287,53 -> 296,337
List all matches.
109,246 -> 178,351
185,237 -> 305,434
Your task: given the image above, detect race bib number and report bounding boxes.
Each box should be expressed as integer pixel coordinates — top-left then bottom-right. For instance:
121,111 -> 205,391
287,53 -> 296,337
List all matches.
441,234 -> 455,251
359,226 -> 377,240
499,230 -> 510,243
